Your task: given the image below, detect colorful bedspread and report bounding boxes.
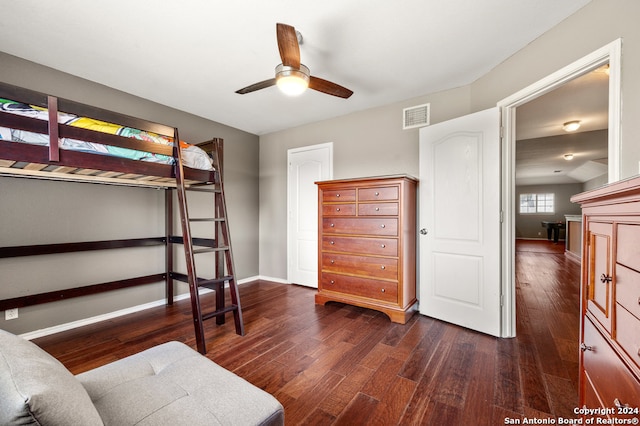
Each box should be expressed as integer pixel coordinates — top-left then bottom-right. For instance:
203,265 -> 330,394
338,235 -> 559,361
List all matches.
0,98 -> 213,170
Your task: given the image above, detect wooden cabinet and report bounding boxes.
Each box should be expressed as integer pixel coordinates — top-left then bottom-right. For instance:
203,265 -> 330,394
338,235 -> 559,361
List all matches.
315,175 -> 417,323
571,176 -> 640,419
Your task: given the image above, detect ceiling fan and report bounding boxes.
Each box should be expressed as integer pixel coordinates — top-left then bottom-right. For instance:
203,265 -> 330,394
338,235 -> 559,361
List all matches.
235,23 -> 353,99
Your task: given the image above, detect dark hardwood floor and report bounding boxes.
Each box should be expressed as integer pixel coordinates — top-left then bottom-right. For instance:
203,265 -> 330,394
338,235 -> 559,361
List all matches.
33,239 -> 581,425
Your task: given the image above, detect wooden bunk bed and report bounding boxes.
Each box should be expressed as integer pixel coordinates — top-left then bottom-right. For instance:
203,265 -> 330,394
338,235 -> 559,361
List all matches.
0,82 -> 243,354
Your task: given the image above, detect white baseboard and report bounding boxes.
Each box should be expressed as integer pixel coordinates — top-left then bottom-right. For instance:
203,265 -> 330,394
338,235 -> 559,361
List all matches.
20,276 -> 264,341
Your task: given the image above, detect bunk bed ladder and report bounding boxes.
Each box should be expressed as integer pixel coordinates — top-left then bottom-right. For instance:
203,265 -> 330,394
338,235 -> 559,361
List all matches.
173,136 -> 244,354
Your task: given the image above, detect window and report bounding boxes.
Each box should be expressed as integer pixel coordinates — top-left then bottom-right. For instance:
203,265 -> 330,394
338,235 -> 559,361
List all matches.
519,193 -> 554,214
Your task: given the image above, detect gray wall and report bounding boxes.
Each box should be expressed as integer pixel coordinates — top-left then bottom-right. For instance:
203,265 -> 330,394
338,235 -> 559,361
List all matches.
515,184 -> 584,239
0,52 -> 259,334
258,0 -> 640,281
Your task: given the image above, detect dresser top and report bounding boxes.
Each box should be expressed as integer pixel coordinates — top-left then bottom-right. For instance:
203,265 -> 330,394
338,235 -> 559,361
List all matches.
315,174 -> 418,185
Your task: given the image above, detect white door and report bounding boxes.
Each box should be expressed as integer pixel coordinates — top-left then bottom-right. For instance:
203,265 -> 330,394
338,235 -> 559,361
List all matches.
287,143 -> 332,287
419,107 -> 501,336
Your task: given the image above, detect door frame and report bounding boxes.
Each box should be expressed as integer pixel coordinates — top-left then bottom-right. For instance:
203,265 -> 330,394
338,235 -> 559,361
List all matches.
286,142 -> 333,286
498,39 -> 622,337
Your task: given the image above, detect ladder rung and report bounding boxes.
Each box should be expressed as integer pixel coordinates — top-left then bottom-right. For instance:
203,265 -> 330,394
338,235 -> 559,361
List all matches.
193,246 -> 229,254
189,217 -> 226,222
169,273 -> 233,288
185,186 -> 221,193
202,305 -> 238,321
199,275 -> 234,289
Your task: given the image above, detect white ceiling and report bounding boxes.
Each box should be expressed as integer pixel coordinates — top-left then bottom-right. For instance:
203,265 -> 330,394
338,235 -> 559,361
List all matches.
515,66 -> 609,186
0,0 -> 592,136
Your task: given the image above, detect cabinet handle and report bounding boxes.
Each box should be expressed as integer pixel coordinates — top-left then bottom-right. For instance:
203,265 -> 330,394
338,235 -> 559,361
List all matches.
330,241 -> 335,245
336,207 -> 341,212
330,280 -> 335,285
381,288 -> 385,293
381,224 -> 386,228
330,260 -> 335,264
330,223 -> 335,227
637,296 -> 640,306
614,398 -> 629,409
375,207 -> 380,211
600,274 -> 612,283
580,343 -> 593,352
375,192 -> 379,196
381,244 -> 386,248
381,265 -> 386,270
336,194 -> 340,197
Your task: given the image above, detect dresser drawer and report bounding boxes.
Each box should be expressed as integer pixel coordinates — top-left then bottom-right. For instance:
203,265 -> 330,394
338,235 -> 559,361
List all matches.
322,203 -> 356,216
358,202 -> 398,216
583,317 -> 640,411
322,253 -> 398,280
321,273 -> 398,303
616,263 -> 640,320
322,218 -> 398,236
322,236 -> 398,256
322,189 -> 356,202
615,304 -> 640,369
358,186 -> 398,201
617,224 -> 640,272
581,371 -> 607,419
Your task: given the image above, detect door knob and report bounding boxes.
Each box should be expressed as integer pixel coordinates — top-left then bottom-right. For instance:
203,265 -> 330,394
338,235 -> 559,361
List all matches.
420,228 -> 428,235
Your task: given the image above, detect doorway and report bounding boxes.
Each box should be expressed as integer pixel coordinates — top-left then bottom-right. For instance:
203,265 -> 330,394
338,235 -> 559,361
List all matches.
499,39 -> 621,336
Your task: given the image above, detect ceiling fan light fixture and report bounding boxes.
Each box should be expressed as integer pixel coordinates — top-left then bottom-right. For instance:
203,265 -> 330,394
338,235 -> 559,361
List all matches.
564,153 -> 574,160
562,120 -> 581,132
276,64 -> 310,96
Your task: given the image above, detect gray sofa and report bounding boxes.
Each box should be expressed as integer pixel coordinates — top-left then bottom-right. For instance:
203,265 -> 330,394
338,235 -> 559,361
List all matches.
0,329 -> 284,425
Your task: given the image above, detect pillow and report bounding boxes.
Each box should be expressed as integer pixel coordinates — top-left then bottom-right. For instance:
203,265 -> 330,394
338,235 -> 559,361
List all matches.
0,329 -> 103,425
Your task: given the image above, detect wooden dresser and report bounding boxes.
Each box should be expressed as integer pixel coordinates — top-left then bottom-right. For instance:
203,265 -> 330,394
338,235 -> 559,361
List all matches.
315,175 -> 417,323
571,176 -> 640,420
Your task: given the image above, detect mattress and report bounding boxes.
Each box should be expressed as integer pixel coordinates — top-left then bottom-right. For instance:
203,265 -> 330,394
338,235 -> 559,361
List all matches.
0,98 -> 213,171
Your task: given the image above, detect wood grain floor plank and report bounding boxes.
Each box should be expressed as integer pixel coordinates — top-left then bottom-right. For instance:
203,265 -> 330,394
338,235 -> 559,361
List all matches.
31,240 -> 581,425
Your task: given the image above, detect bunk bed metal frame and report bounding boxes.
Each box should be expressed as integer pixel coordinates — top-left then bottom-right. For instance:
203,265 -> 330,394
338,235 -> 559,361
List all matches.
0,82 -> 243,353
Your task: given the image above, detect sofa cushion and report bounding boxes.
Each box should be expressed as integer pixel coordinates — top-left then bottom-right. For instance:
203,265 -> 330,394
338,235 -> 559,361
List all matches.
0,329 -> 104,425
77,341 -> 284,426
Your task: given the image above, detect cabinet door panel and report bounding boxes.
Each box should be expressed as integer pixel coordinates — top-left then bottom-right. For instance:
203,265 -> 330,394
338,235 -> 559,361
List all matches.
587,221 -> 613,333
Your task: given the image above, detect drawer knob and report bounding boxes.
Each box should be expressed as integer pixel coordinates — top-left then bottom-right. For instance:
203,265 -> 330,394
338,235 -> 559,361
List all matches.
381,288 -> 385,293
330,223 -> 335,227
375,192 -> 380,196
330,241 -> 335,245
600,274 -> 612,283
580,343 -> 593,352
330,260 -> 335,264
336,194 -> 340,197
637,296 -> 640,306
381,224 -> 386,228
375,207 -> 380,211
330,280 -> 335,285
336,207 -> 341,212
381,244 -> 386,248
381,265 -> 386,270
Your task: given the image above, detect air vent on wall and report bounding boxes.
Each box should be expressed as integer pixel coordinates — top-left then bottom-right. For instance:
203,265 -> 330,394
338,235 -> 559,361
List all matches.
403,103 -> 430,130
